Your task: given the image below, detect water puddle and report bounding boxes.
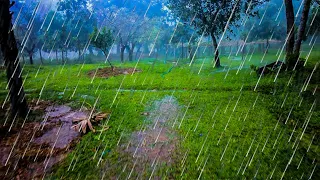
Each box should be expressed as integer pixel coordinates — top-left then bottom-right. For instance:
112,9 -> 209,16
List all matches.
103,96 -> 180,179
0,103 -> 90,179
126,96 -> 179,162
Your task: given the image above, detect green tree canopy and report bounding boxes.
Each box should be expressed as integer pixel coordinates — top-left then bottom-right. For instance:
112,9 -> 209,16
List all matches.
90,27 -> 114,68
168,0 -> 266,67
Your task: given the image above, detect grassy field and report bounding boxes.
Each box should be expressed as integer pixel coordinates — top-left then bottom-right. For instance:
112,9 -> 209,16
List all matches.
0,49 -> 319,179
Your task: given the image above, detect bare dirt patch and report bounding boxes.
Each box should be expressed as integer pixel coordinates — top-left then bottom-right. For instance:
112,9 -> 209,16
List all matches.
0,101 -> 93,179
88,67 -> 141,78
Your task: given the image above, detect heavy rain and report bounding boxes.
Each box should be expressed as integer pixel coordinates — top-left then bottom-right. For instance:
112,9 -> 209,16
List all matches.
0,0 -> 319,179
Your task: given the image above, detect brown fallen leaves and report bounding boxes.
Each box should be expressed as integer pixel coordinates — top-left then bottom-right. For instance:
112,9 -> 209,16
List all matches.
72,112 -> 109,134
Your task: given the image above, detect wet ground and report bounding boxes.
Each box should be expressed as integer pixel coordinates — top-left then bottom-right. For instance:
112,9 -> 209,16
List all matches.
126,96 -> 179,162
0,101 -> 90,179
103,96 -> 180,179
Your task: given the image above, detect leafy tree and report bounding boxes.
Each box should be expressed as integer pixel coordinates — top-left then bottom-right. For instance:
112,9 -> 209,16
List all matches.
168,0 -> 265,68
0,0 -> 28,118
90,27 -> 114,69
172,23 -> 198,61
13,1 -> 42,64
112,8 -> 153,62
284,0 -> 315,68
242,2 -> 286,53
58,0 -> 95,62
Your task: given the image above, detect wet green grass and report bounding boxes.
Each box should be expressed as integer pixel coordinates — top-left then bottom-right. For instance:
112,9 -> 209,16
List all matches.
0,50 -> 319,179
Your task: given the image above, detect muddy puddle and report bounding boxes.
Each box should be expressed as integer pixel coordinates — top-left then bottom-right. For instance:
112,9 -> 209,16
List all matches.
126,96 -> 179,162
103,96 -> 180,179
0,101 -> 90,179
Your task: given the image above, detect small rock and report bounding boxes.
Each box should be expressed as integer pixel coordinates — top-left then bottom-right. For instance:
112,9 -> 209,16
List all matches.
141,112 -> 150,116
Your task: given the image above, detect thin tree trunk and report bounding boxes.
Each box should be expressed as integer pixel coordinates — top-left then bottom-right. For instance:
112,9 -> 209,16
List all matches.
29,53 -> 34,65
103,51 -> 114,70
78,48 -> 81,61
188,46 -> 192,62
284,0 -> 295,63
39,50 -> 43,64
120,46 -> 125,63
128,43 -> 135,61
135,44 -> 141,61
129,49 -> 133,61
0,0 -> 28,118
211,33 -> 221,68
0,50 -> 3,65
266,39 -> 269,54
294,0 -> 312,56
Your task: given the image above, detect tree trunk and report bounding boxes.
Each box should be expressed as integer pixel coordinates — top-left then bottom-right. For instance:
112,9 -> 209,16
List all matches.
135,44 -> 142,61
188,46 -> 192,62
211,33 -> 221,68
0,0 -> 28,118
29,53 -> 34,65
78,48 -> 81,61
120,45 -> 125,63
294,0 -> 312,56
128,50 -> 133,61
39,50 -> 43,64
128,43 -> 135,61
103,51 -> 114,70
284,0 -> 295,63
0,50 -> 3,65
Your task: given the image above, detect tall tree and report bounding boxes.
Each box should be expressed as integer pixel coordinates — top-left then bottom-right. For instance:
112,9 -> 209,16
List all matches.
293,0 -> 312,55
284,0 -> 295,61
58,0 -> 95,62
0,0 -> 28,118
168,0 -> 265,68
284,0 -> 313,68
13,1 -> 42,65
112,8 -> 153,62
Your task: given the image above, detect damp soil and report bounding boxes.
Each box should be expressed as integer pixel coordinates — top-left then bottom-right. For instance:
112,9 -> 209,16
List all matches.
126,96 -> 179,162
0,100 -> 90,179
103,96 -> 180,179
88,67 -> 142,78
